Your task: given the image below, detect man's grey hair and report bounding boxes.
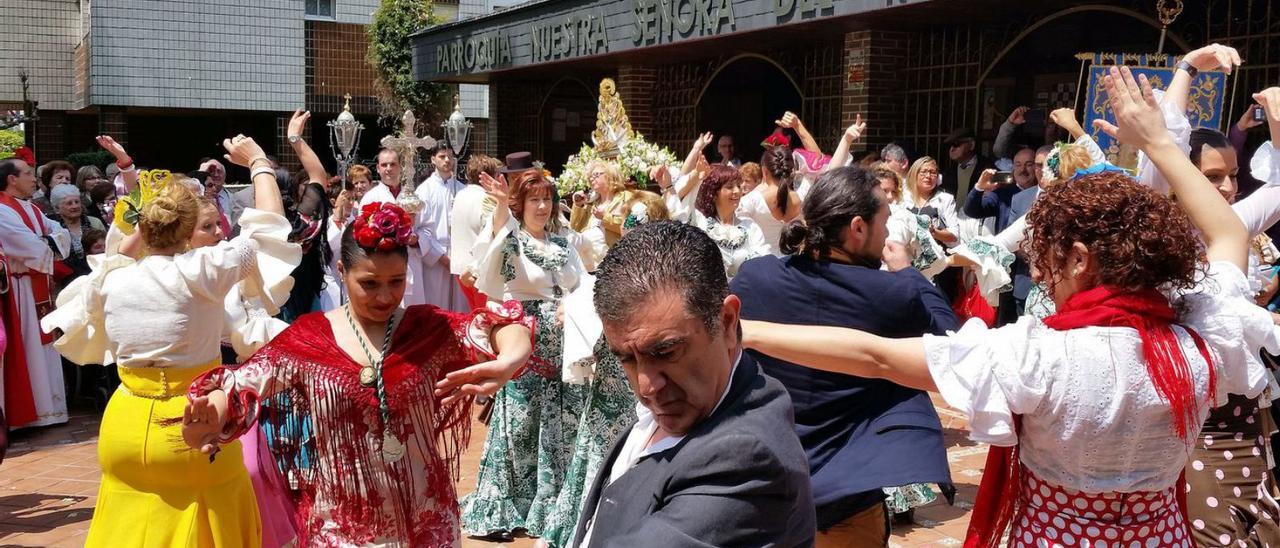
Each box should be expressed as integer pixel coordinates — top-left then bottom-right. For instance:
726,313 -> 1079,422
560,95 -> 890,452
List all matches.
880,143 -> 908,164
1036,144 -> 1055,156
594,221 -> 729,333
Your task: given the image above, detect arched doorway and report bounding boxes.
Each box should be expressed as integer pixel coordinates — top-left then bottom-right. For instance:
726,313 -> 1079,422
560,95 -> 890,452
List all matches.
974,6 -> 1186,150
696,55 -> 803,165
538,78 -> 597,173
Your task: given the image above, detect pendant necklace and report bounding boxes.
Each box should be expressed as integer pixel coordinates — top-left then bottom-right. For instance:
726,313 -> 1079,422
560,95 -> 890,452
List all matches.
344,304 -> 405,461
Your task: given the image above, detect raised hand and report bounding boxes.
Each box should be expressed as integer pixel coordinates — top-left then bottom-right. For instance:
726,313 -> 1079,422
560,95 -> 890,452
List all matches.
1254,88 -> 1280,126
1182,43 -> 1243,74
479,171 -> 510,208
1238,104 -> 1265,131
1092,67 -> 1170,150
974,168 -> 999,192
287,109 -> 311,140
222,135 -> 269,168
95,135 -> 129,162
776,111 -> 801,129
693,131 -> 714,151
1008,106 -> 1030,125
844,114 -> 867,143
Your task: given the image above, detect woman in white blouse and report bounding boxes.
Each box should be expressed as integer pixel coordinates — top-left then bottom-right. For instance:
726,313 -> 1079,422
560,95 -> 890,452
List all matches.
463,168 -> 588,541
903,156 -> 959,247
42,134 -> 298,547
736,145 -> 801,256
739,67 -> 1276,547
691,164 -> 769,278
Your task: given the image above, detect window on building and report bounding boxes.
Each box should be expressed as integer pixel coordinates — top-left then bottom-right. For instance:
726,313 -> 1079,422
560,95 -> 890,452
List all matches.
305,0 -> 334,18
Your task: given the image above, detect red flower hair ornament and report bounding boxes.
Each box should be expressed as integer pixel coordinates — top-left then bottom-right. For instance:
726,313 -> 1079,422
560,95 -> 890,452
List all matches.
352,202 -> 417,251
761,128 -> 792,149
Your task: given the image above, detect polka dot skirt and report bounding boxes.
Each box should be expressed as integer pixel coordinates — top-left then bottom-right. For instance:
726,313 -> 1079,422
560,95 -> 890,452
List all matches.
1184,394 -> 1280,547
1009,470 -> 1191,548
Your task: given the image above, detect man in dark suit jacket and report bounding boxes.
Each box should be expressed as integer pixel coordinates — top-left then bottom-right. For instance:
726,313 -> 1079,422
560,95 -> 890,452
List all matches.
576,221 -> 814,548
733,166 -> 955,546
941,127 -> 995,206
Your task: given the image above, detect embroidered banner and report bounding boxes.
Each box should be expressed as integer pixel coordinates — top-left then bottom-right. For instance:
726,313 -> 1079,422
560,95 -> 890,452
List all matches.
1082,55 -> 1228,169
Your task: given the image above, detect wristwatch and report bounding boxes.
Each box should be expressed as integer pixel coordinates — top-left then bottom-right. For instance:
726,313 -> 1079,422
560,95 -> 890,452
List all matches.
288,135 -> 302,144
1175,60 -> 1198,78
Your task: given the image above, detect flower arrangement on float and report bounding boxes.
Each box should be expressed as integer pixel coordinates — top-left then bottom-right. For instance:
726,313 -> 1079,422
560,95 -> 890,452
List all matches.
555,78 -> 680,197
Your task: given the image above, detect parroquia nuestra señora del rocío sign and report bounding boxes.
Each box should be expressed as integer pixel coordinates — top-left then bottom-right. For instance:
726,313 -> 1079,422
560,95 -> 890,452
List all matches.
412,0 -> 928,80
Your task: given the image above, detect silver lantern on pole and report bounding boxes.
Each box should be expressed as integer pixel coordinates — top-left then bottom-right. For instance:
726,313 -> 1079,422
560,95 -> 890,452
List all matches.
441,94 -> 472,157
327,94 -> 364,186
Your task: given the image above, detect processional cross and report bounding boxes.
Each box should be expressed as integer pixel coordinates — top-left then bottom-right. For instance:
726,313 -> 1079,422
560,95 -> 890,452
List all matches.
380,110 -> 437,214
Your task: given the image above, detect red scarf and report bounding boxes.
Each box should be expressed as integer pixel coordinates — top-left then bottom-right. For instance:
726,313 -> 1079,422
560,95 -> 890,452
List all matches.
964,286 -> 1213,548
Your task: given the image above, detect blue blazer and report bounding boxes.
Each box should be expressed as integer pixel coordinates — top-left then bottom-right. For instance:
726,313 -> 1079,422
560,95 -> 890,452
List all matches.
962,183 -> 1021,234
731,255 -> 957,529
1009,185 -> 1041,300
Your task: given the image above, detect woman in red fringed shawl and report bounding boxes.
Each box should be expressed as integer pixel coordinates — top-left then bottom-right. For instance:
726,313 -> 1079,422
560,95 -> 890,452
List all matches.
181,202 -> 534,547
738,66 -> 1279,547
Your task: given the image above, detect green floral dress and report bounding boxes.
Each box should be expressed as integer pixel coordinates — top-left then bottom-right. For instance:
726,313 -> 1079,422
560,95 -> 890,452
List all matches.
540,338 -> 638,548
460,218 -> 588,537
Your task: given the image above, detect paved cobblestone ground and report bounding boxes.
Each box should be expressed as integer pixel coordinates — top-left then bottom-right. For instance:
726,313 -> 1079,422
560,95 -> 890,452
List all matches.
0,395 -> 980,547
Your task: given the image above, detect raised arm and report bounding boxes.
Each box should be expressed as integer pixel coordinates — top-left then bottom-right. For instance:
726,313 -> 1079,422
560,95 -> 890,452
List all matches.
995,106 -> 1027,159
479,171 -> 510,236
682,132 -> 714,175
826,115 -> 866,172
96,135 -> 137,193
287,110 -> 331,187
222,135 -> 284,217
1096,65 -> 1247,270
742,320 -> 936,392
1049,108 -> 1086,140
777,111 -> 821,154
1165,44 -> 1241,113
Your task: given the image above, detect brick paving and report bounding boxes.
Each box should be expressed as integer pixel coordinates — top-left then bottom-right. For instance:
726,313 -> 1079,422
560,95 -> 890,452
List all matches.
0,394 -> 981,547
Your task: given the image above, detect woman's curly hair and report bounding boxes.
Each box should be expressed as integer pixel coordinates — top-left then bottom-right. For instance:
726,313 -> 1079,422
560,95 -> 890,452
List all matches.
1026,172 -> 1203,296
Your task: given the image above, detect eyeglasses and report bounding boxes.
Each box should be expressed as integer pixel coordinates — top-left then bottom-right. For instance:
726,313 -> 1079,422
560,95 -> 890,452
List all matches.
588,172 -> 605,180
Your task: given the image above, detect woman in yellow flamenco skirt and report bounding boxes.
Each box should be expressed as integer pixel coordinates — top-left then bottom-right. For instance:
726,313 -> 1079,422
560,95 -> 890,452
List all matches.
42,134 -> 299,547
90,363 -> 260,547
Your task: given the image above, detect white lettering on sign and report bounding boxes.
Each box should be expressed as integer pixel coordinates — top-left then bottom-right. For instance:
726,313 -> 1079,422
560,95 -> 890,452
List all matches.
632,0 -> 736,46
436,32 -> 514,74
774,0 -> 833,22
530,10 -> 609,63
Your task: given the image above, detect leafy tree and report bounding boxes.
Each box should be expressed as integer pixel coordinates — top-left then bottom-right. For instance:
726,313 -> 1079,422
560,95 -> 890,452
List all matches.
0,129 -> 23,160
367,0 -> 452,128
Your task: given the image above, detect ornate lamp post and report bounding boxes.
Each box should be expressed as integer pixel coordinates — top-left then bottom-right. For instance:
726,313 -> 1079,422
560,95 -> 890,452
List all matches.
441,94 -> 472,158
328,94 -> 365,187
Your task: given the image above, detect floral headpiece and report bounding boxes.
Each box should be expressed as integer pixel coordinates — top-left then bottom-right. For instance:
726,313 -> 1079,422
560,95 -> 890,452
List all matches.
352,202 -> 416,251
761,129 -> 792,149
1042,142 -> 1066,183
622,202 -> 649,230
113,169 -> 172,235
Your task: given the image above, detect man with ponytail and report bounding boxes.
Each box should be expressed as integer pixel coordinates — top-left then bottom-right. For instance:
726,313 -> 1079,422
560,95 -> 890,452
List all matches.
730,166 -> 956,546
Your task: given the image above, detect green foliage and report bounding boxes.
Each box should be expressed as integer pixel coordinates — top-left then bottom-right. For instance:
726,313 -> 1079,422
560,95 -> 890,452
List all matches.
367,0 -> 452,127
0,129 -> 23,160
65,150 -> 112,171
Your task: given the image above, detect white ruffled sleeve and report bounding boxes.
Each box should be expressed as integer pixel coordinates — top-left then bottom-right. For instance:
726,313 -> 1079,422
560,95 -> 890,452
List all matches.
954,216 -> 1028,305
179,208 -> 300,312
923,316 -> 1047,447
1135,97 -> 1193,196
472,214 -> 519,300
667,173 -> 698,223
223,285 -> 290,362
40,253 -> 135,365
1178,261 -> 1280,402
1251,141 -> 1280,187
561,275 -> 601,384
